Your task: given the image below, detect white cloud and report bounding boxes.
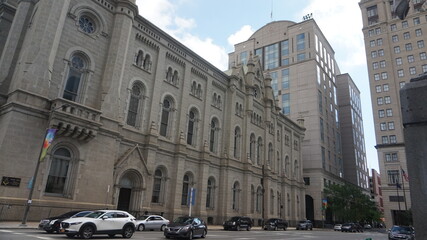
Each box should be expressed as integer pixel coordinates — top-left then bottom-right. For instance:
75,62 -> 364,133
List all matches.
227,25 -> 255,47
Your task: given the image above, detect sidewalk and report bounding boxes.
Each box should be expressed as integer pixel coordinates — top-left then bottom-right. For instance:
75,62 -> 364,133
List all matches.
0,221 -> 39,229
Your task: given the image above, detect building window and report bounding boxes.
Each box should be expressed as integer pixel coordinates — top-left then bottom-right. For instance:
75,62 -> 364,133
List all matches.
373,62 -> 379,69
256,186 -> 262,213
45,147 -> 75,196
281,40 -> 289,56
388,170 -> 400,184
209,118 -> 219,153
396,57 -> 402,65
417,40 -> 424,48
380,122 -> 387,131
390,24 -> 397,31
385,153 -> 398,162
377,97 -> 384,105
282,93 -> 290,115
382,136 -> 389,144
386,108 -> 393,117
394,46 -> 401,54
160,98 -> 172,137
403,32 -> 410,39
240,51 -> 248,65
370,40 -> 376,47
380,60 -> 386,68
297,33 -> 305,51
152,169 -> 164,203
206,178 -> 215,209
232,182 -> 240,211
379,110 -> 385,118
378,49 -> 384,56
415,28 -> 422,37
408,55 -> 415,63
297,53 -> 306,62
375,85 -> 382,93
377,38 -> 383,46
423,64 -> 427,73
382,72 -> 388,79
400,82 -> 406,88
63,54 -> 88,102
374,73 -> 380,81
385,96 -> 391,104
420,52 -> 427,60
383,84 -> 389,92
257,137 -> 263,165
234,127 -> 241,158
413,17 -> 420,25
371,51 -> 377,58
405,43 -> 412,51
410,67 -> 417,75
388,121 -> 395,130
398,69 -> 404,77
79,15 -> 96,34
187,109 -> 198,145
392,35 -> 399,42
264,43 -> 279,70
126,83 -> 144,127
181,174 -> 191,205
402,21 -> 408,28
375,27 -> 381,34
282,69 -> 289,89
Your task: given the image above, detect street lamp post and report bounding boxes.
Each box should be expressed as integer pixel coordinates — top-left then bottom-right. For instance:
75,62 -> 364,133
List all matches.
20,104 -> 64,225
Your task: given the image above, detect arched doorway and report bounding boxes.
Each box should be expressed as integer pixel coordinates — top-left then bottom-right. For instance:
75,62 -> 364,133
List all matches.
305,195 -> 314,221
117,170 -> 143,212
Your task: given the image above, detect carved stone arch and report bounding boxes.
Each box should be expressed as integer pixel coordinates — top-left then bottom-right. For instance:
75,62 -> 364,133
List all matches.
68,3 -> 108,37
115,168 -> 145,213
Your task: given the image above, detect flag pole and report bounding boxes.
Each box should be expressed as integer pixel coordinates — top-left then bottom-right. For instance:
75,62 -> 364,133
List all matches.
396,182 -> 401,225
401,168 -> 408,211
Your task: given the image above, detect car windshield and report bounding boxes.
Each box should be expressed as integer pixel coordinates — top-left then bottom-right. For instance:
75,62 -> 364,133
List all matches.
393,226 -> 413,234
266,219 -> 276,223
138,215 -> 150,220
173,217 -> 193,224
73,211 -> 92,218
230,217 -> 241,221
85,211 -> 106,219
59,211 -> 79,218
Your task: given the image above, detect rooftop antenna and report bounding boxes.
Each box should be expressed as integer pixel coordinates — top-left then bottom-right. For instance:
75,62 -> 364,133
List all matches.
270,0 -> 274,22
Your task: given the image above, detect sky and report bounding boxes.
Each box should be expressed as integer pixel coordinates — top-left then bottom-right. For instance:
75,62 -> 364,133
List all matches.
135,0 -> 379,172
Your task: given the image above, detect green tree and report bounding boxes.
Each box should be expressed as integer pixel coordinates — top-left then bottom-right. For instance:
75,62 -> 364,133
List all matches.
324,184 -> 382,223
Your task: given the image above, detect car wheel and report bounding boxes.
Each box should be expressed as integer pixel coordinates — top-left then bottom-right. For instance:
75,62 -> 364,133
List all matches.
108,234 -> 115,238
80,225 -> 94,239
138,224 -> 145,231
187,230 -> 193,240
66,233 -> 76,238
247,225 -> 251,231
122,225 -> 134,239
160,224 -> 166,231
201,229 -> 207,238
284,226 -> 287,231
310,226 -> 313,230
274,226 -> 278,231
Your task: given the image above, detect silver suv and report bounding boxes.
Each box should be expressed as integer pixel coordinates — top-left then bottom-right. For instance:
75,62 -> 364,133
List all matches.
296,220 -> 313,230
61,210 -> 136,239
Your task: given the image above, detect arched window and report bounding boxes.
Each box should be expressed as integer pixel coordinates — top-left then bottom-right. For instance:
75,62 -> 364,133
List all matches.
172,70 -> 179,85
235,103 -> 239,115
197,84 -> 202,97
166,67 -> 173,82
191,82 -> 197,95
63,54 -> 88,102
287,193 -> 291,217
250,134 -> 256,161
160,98 -> 172,137
212,93 -> 217,106
294,160 -> 299,179
268,143 -> 273,166
270,189 -> 274,215
217,95 -> 222,109
256,186 -> 262,213
285,156 -> 290,176
181,174 -> 191,205
206,178 -> 215,209
275,151 -> 280,173
239,104 -> 243,115
78,15 -> 96,34
233,127 -> 241,159
232,181 -> 240,211
277,191 -> 281,216
250,185 -> 255,213
127,83 -> 144,127
143,54 -> 151,71
187,109 -> 197,145
152,169 -> 164,203
257,137 -> 263,165
136,50 -> 144,67
209,118 -> 219,153
296,195 -> 300,219
45,147 -> 74,196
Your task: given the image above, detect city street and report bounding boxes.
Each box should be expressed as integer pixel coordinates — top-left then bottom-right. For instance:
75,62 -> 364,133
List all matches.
0,228 -> 388,240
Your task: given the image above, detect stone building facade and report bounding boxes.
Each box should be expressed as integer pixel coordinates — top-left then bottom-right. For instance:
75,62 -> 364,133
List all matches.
0,0 -> 305,225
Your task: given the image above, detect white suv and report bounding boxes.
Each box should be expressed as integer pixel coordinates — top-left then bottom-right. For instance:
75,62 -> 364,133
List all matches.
60,210 -> 136,239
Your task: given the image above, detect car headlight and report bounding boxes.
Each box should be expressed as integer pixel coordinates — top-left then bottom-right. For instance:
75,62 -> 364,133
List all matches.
232,222 -> 236,225
179,226 -> 190,232
70,222 -> 82,226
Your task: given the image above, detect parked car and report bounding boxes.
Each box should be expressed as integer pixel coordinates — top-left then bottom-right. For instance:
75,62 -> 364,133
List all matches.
164,216 -> 207,239
296,220 -> 313,230
341,222 -> 363,232
60,210 -> 136,239
333,224 -> 342,231
135,215 -> 169,231
223,216 -> 252,231
388,225 -> 415,240
364,224 -> 372,229
38,210 -> 92,233
263,218 -> 288,231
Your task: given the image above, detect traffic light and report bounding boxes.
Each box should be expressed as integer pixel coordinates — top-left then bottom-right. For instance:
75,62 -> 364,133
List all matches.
393,0 -> 410,20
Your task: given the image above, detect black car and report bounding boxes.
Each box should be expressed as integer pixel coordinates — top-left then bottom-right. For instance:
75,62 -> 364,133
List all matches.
296,220 -> 313,230
341,222 -> 363,232
263,218 -> 288,231
223,216 -> 252,231
164,216 -> 207,239
388,225 -> 415,240
38,210 -> 92,233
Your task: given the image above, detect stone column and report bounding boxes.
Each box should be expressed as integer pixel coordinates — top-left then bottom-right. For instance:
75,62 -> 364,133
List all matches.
400,73 -> 427,239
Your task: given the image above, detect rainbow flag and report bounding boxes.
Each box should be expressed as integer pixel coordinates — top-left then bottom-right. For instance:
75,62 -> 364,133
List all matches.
39,128 -> 57,162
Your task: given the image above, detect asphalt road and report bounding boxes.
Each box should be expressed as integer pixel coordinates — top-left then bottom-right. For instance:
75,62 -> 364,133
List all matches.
0,229 -> 389,240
